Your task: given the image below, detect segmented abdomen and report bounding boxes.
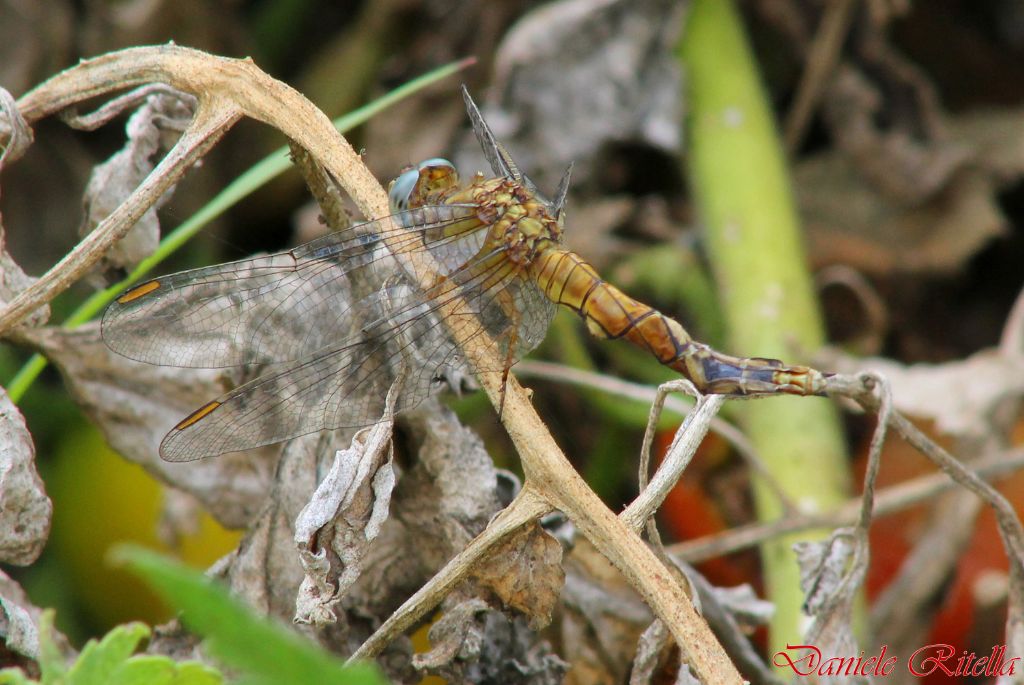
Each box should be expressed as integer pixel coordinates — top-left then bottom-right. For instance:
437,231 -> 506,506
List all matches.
529,248 -> 828,396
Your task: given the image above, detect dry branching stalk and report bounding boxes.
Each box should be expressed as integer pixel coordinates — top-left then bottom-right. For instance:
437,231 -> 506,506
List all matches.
0,45 -> 744,682
11,44 -> 1021,683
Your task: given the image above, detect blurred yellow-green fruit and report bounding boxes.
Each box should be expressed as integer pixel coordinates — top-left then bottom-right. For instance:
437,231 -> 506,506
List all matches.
46,424 -> 242,630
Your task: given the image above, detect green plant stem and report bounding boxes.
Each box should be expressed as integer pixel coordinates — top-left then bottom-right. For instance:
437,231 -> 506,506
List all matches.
6,58 -> 472,403
679,0 -> 852,655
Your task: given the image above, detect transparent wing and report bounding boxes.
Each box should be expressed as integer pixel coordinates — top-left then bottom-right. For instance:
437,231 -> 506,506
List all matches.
462,86 -> 549,202
158,255 -> 554,461
105,195 -> 557,461
102,205 -> 488,369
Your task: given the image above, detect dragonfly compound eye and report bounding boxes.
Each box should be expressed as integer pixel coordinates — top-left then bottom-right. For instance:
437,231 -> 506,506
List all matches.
388,167 -> 420,212
389,158 -> 458,213
416,157 -> 455,173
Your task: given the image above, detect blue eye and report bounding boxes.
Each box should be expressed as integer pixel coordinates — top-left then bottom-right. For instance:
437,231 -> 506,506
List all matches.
388,167 -> 420,212
417,158 -> 454,172
389,159 -> 457,213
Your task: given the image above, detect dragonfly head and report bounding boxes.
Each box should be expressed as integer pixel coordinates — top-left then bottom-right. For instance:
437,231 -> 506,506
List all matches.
388,158 -> 459,212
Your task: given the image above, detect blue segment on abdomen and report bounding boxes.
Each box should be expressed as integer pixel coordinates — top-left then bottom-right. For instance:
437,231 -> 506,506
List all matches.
701,356 -> 776,385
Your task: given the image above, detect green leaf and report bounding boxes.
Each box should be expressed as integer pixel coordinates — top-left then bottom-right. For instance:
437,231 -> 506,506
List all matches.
0,669 -> 32,684
66,622 -> 149,684
0,616 -> 223,685
37,610 -> 67,685
114,546 -> 385,685
108,656 -> 222,685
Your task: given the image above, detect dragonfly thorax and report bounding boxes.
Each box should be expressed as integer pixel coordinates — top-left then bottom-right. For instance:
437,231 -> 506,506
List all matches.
459,176 -> 564,269
391,159 -> 563,262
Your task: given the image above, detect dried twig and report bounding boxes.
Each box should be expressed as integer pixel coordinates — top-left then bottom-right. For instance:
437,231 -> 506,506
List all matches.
629,380 -> 724,532
3,45 -> 744,683
518,360 -> 797,510
0,100 -> 238,335
671,446 -> 1024,563
783,0 -> 858,151
60,84 -> 198,131
349,486 -> 552,661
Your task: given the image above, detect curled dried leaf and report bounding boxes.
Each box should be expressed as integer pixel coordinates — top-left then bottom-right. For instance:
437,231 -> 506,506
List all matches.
795,533 -> 856,617
0,103 -> 49,329
0,388 -> 51,565
562,538 -> 652,685
794,530 -> 867,673
393,408 -> 511,560
414,595 -> 568,683
294,409 -> 396,626
0,575 -> 39,662
456,0 -> 683,190
0,245 -> 51,330
0,87 -> 33,166
0,571 -> 73,667
704,583 -> 773,633
629,620 -> 672,685
79,91 -> 193,285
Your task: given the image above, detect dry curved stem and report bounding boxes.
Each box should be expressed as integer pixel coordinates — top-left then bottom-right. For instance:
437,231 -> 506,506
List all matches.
3,46 -> 743,682
518,359 -> 797,511
0,103 -> 236,335
61,83 -> 198,131
783,0 -> 858,151
832,372 -> 1024,650
842,373 -> 1024,560
349,485 -> 552,661
629,379 -> 725,532
670,446 -> 1024,562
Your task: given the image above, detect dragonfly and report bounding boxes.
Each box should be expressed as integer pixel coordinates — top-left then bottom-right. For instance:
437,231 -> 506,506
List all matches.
102,87 -> 829,462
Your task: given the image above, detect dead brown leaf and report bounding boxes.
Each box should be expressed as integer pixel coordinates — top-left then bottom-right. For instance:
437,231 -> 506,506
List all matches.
792,532 -> 866,684
294,413 -> 397,626
0,570 -> 74,669
0,387 -> 51,565
629,620 -> 675,685
455,0 -> 684,192
78,89 -> 193,285
757,3 -> 1024,276
562,538 -> 652,685
800,156 -> 1006,275
19,323 -> 275,529
0,87 -> 49,329
413,593 -> 568,684
471,521 -> 564,630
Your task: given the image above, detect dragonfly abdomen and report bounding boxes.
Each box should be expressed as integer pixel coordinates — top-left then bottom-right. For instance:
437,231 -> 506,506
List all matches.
531,248 -> 686,349
530,248 -> 828,397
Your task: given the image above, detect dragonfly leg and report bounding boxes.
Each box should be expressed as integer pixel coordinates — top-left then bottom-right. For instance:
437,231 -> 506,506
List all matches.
496,301 -> 522,421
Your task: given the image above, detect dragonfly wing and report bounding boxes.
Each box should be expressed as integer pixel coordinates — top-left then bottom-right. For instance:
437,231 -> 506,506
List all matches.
102,207 -> 482,369
462,86 -> 514,181
435,249 -> 557,369
159,279 -> 471,461
158,244 -> 556,460
461,87 -> 551,206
